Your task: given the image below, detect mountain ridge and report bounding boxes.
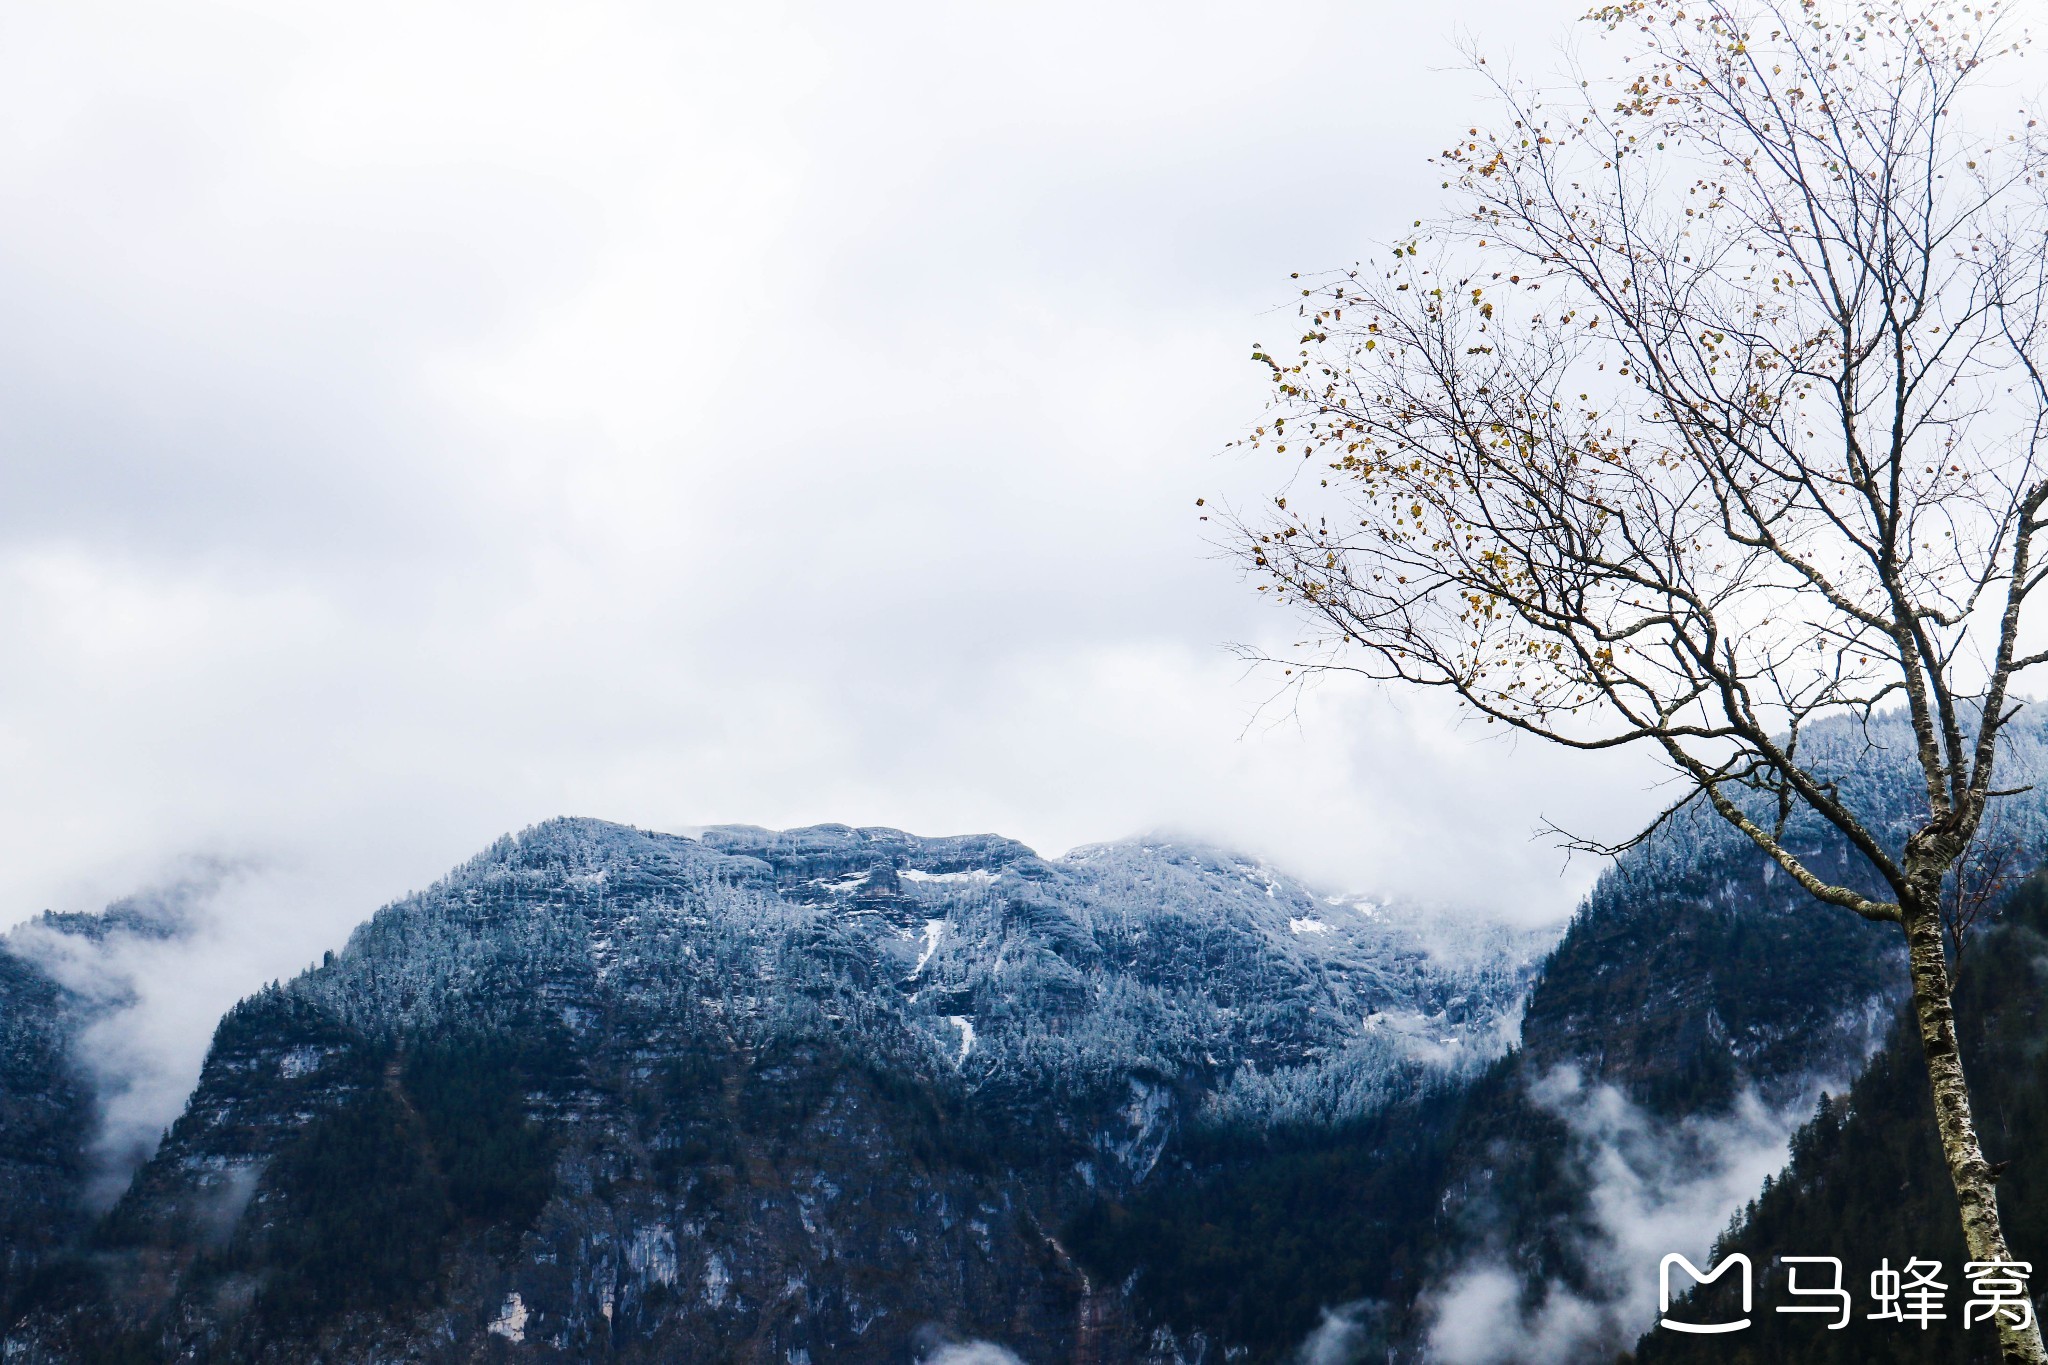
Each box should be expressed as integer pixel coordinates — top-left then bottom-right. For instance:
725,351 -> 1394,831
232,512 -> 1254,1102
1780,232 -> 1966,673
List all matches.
0,818 -> 1545,1364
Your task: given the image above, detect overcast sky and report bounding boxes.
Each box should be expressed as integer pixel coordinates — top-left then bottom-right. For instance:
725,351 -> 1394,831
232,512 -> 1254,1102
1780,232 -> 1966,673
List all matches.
0,0 -> 1674,983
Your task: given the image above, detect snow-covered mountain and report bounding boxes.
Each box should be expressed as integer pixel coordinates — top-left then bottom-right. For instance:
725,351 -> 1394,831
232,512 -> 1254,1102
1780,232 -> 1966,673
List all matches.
0,820 -> 1547,1363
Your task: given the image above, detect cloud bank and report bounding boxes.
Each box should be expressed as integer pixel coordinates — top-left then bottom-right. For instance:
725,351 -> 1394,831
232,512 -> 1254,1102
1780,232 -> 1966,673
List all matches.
0,0 -> 1642,949
0,0 -> 1667,1202
1423,1068 -> 1819,1365
927,1344 -> 1026,1365
8,858 -> 381,1204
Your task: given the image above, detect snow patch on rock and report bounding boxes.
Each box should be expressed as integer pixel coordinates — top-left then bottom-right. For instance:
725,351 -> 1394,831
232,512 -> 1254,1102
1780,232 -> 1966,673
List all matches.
488,1292 -> 528,1342
911,919 -> 944,976
946,1015 -> 976,1067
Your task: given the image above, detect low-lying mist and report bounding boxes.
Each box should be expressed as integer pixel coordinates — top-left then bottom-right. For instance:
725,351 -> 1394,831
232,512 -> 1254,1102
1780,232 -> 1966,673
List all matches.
1420,1067 -> 1822,1365
6,855 -> 404,1205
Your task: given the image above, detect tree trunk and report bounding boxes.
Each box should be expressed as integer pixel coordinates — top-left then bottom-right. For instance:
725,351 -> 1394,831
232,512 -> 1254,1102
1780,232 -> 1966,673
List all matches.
1902,897 -> 2047,1364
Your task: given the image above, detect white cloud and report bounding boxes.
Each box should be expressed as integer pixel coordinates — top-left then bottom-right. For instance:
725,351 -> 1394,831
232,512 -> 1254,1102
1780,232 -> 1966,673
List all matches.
9,856 -> 374,1204
0,0 -> 1666,1133
1422,1068 -> 1819,1365
1295,1306 -> 1369,1365
927,1343 -> 1025,1365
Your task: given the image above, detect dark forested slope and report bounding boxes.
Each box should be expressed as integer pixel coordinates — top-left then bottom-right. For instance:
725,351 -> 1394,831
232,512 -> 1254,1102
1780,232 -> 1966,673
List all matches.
0,945 -> 93,1319
1635,872 -> 2048,1365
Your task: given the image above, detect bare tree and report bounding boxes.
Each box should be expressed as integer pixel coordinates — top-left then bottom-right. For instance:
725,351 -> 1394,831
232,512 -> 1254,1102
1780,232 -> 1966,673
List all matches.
1230,0 -> 2048,1357
1943,799 -> 2036,971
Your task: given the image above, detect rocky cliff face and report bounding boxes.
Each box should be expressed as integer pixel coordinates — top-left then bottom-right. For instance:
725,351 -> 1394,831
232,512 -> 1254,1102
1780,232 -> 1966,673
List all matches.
0,819 -> 1543,1364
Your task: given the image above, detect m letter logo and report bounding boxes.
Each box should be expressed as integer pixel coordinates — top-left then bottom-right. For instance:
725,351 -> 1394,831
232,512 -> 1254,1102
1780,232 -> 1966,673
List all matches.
1660,1253 -> 1753,1334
